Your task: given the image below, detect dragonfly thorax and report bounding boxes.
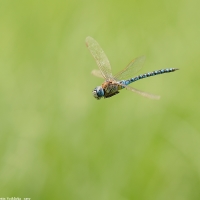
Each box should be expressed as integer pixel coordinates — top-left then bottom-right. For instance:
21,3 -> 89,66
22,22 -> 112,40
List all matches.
92,86 -> 104,100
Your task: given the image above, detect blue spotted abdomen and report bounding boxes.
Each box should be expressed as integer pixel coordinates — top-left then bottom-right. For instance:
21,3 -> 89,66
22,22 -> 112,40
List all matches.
122,68 -> 178,86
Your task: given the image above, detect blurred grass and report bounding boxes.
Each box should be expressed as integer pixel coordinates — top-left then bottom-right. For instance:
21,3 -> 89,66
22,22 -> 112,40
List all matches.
0,0 -> 200,199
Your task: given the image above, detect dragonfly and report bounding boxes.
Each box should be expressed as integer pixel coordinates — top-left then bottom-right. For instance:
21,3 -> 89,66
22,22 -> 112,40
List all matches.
86,36 -> 179,100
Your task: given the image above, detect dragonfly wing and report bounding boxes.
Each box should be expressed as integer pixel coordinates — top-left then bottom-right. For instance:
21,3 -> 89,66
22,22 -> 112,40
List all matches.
125,85 -> 160,100
117,82 -> 160,100
91,69 -> 104,79
86,36 -> 113,80
114,55 -> 145,81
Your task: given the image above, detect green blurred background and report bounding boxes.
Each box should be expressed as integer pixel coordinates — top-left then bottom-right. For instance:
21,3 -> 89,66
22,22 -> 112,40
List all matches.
0,0 -> 200,199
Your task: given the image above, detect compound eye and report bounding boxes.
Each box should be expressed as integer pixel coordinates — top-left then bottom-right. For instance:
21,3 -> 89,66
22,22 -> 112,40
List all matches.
92,86 -> 104,100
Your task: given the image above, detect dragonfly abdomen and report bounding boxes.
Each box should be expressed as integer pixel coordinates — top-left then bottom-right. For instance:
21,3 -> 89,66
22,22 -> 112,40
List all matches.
124,68 -> 179,85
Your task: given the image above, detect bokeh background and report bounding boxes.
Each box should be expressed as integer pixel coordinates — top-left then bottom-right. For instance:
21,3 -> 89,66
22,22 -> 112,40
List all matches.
0,0 -> 200,199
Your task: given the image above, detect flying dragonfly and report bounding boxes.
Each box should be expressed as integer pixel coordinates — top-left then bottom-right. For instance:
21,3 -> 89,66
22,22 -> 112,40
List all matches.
86,36 -> 179,100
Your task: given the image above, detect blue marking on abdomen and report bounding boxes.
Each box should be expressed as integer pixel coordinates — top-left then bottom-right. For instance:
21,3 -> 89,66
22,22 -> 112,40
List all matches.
125,80 -> 130,85
124,68 -> 178,85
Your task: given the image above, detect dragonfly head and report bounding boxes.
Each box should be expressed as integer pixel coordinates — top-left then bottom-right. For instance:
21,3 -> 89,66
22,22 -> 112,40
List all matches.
92,86 -> 104,100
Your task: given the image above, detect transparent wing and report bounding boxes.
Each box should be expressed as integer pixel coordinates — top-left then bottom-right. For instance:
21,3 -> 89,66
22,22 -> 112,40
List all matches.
91,69 -> 104,79
117,82 -> 160,100
125,85 -> 160,100
114,56 -> 145,81
86,36 -> 113,80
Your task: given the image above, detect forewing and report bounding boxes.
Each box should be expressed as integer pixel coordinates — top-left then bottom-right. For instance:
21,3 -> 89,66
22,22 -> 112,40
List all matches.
114,56 -> 145,81
86,36 -> 113,80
